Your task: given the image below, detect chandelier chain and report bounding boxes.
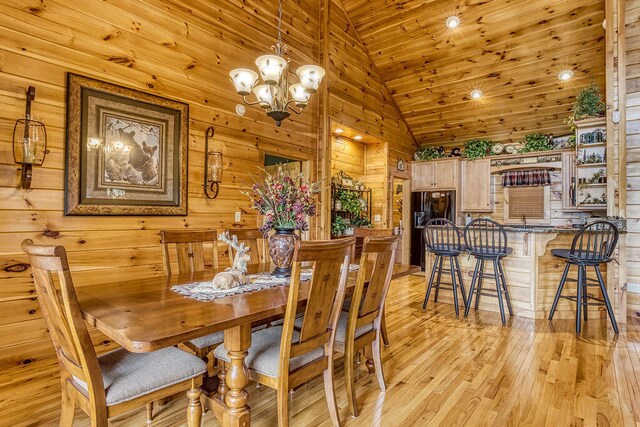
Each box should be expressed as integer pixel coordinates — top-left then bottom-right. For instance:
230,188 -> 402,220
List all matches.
277,0 -> 283,48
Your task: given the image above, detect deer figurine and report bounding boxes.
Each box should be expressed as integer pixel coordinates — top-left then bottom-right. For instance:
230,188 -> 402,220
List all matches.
211,232 -> 251,290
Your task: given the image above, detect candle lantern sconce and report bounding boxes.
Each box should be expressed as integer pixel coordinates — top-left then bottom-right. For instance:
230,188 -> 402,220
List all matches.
13,86 -> 47,189
204,126 -> 223,199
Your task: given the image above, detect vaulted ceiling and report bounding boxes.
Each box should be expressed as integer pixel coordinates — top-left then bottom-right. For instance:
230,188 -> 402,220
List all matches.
341,0 -> 605,146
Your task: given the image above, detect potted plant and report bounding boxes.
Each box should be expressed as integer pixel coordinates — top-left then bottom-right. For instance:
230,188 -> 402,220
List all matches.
414,146 -> 445,161
331,216 -> 347,236
463,139 -> 494,160
244,166 -> 320,277
336,189 -> 362,216
565,81 -> 606,131
519,133 -> 553,153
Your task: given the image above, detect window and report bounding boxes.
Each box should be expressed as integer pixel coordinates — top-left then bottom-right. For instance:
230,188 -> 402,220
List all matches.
504,186 -> 550,224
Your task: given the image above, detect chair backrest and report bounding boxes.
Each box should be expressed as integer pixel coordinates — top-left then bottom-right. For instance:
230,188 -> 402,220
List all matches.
570,221 -> 619,263
278,237 -> 355,381
424,218 -> 463,254
225,228 -> 268,265
159,229 -> 219,275
21,240 -> 106,408
464,218 -> 508,257
346,236 -> 399,341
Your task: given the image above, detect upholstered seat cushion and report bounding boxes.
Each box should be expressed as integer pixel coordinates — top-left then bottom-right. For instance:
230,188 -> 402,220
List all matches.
74,346 -> 206,406
214,326 -> 324,378
294,312 -> 373,344
188,331 -> 224,349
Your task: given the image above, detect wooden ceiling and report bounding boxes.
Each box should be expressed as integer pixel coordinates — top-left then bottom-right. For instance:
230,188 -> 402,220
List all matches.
341,0 -> 606,146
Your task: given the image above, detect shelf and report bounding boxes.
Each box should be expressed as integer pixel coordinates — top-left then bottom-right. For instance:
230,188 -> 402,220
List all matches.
331,184 -> 371,193
578,183 -> 607,187
577,142 -> 606,148
576,163 -> 606,168
577,204 -> 607,210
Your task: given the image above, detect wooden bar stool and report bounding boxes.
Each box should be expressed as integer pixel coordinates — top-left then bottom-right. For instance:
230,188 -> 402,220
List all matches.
463,218 -> 513,325
422,218 -> 467,316
548,221 -> 619,334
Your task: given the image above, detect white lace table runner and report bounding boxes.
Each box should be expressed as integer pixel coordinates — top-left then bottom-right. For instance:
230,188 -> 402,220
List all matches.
171,265 -> 359,302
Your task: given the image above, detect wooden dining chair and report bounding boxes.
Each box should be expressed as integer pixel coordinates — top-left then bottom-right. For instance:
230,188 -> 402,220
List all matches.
335,235 -> 399,417
214,237 -> 356,427
159,229 -> 224,365
225,228 -> 268,265
21,239 -> 206,427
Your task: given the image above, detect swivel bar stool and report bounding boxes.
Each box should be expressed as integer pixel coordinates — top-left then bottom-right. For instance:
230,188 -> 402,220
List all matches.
548,221 -> 619,334
422,218 -> 467,316
463,218 -> 513,325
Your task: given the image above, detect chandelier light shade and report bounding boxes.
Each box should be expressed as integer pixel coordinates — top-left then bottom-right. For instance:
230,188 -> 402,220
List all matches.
228,0 -> 325,126
230,69 -> 259,95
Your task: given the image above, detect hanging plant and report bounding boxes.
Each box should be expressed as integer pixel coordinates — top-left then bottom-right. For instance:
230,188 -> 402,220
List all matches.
414,146 -> 445,161
519,133 -> 553,153
463,139 -> 494,160
565,81 -> 606,131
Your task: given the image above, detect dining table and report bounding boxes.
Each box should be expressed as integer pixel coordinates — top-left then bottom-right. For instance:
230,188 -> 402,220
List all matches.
77,262 -> 420,427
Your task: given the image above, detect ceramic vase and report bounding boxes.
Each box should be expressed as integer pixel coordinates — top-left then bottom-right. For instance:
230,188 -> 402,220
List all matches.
268,227 -> 297,277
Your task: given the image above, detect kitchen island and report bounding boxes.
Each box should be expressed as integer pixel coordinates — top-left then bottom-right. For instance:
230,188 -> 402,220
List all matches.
424,225 -> 624,320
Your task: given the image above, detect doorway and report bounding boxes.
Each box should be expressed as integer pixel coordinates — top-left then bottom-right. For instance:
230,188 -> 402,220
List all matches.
391,176 -> 411,264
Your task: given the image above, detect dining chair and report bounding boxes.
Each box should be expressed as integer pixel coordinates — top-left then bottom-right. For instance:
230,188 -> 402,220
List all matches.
21,239 -> 206,427
159,229 -> 223,365
214,237 -> 356,427
548,221 -> 619,334
335,235 -> 399,417
225,228 -> 269,265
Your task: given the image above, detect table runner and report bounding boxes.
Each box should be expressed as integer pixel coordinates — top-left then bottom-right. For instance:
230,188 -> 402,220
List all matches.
172,265 -> 359,301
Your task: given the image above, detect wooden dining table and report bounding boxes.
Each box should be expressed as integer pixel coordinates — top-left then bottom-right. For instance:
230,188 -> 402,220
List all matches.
77,262 -> 420,427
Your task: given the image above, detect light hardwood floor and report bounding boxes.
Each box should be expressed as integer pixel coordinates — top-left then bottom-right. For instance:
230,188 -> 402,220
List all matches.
58,275 -> 640,426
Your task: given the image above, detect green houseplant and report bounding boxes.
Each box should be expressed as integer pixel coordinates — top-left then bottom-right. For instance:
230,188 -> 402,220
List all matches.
565,81 -> 606,131
336,189 -> 362,216
463,139 -> 494,160
414,146 -> 445,161
520,133 -> 553,153
331,216 -> 347,236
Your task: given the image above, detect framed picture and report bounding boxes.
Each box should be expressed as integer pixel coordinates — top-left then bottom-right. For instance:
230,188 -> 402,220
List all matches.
65,74 -> 188,215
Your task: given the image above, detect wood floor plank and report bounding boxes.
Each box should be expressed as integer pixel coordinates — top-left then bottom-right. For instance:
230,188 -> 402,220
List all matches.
58,275 -> 639,427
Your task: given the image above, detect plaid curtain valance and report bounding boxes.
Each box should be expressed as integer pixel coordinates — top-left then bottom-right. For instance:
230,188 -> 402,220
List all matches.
501,169 -> 551,187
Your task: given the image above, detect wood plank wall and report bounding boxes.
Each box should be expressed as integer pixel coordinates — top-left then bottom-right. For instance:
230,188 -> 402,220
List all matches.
0,0 -> 322,424
625,0 -> 640,315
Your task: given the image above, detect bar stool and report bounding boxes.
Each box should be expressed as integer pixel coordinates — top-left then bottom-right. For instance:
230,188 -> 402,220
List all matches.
463,218 -> 513,325
422,218 -> 467,316
548,221 -> 619,334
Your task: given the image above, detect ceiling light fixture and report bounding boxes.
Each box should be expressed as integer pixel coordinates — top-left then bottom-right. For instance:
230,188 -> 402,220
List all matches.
470,89 -> 483,100
334,128 -> 344,134
558,69 -> 574,82
229,0 -> 325,126
354,135 -> 363,140
446,16 -> 461,29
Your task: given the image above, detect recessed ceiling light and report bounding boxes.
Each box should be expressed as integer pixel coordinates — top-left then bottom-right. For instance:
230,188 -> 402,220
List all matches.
558,69 -> 574,82
354,135 -> 363,140
446,16 -> 461,29
334,128 -> 344,133
470,89 -> 483,100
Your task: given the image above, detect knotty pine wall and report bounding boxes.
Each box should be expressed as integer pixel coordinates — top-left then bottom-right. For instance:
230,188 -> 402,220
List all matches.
625,0 -> 640,315
0,0 -> 322,424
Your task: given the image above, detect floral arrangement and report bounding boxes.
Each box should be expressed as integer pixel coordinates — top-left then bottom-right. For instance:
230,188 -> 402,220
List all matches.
243,166 -> 320,234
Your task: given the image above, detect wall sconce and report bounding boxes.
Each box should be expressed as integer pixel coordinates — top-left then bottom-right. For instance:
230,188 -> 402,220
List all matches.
13,86 -> 47,189
204,126 -> 223,199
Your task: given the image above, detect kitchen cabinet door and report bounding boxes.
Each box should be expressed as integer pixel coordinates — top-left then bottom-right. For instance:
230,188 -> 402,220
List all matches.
433,159 -> 458,189
460,159 -> 492,211
411,162 -> 435,191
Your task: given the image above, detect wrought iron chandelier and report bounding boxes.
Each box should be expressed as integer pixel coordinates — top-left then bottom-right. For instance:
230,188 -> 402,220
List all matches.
229,0 -> 325,127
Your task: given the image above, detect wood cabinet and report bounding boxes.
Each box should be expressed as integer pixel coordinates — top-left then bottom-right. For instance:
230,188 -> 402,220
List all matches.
460,159 -> 492,212
411,159 -> 458,191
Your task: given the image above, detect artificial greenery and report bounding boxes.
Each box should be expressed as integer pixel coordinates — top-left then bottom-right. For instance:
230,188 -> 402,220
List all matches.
565,81 -> 606,131
414,146 -> 445,161
336,189 -> 362,216
351,215 -> 371,228
519,133 -> 553,153
463,139 -> 494,160
331,216 -> 347,236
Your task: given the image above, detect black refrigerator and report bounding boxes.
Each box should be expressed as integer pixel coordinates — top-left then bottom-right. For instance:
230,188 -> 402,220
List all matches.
410,191 -> 456,269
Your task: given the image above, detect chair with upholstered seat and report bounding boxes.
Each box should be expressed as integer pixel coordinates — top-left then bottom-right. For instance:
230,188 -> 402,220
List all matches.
159,230 -> 224,365
224,228 -> 269,265
333,235 -> 399,417
21,239 -> 206,427
215,237 -> 356,427
548,221 -> 619,334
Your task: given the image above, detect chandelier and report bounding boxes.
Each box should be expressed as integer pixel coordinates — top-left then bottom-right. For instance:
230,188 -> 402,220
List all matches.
229,0 -> 325,127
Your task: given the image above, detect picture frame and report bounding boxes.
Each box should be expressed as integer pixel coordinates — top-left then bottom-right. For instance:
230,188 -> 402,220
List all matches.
65,73 -> 188,215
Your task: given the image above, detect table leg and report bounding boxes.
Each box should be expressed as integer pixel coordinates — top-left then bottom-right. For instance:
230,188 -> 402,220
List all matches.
187,378 -> 203,427
223,324 -> 251,427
